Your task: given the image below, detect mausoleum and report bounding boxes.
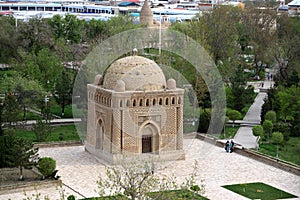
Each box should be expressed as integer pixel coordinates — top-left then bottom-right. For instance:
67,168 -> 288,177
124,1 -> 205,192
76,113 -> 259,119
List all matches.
86,49 -> 185,164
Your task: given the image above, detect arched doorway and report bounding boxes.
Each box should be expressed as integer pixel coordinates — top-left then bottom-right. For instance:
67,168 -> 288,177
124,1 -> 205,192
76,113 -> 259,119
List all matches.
142,135 -> 152,153
96,119 -> 104,150
140,122 -> 159,154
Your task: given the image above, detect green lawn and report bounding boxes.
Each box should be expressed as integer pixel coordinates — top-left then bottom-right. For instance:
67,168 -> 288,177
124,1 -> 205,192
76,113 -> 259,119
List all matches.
148,189 -> 208,200
219,126 -> 239,139
222,182 -> 297,200
83,189 -> 208,200
13,124 -> 80,142
258,137 -> 300,166
50,104 -> 73,118
207,126 -> 239,140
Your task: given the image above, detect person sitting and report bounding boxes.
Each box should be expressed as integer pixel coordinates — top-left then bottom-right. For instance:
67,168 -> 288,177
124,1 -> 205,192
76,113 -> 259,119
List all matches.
230,140 -> 235,153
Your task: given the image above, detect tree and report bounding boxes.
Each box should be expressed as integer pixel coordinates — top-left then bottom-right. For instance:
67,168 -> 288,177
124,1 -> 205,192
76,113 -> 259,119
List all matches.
0,16 -> 21,63
3,91 -> 20,127
15,48 -> 64,91
54,69 -> 73,117
228,110 -> 242,127
272,131 -> 284,159
242,7 -> 277,76
0,73 -> 46,122
33,119 -> 52,142
262,120 -> 273,139
97,160 -> 204,200
264,110 -> 277,123
5,135 -> 39,180
277,86 -> 300,122
18,17 -> 55,54
252,125 -> 264,143
271,15 -> 300,87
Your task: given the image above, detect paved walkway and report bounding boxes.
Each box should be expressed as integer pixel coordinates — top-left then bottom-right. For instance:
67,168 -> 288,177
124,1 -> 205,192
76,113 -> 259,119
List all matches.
1,139 -> 299,200
234,79 -> 274,149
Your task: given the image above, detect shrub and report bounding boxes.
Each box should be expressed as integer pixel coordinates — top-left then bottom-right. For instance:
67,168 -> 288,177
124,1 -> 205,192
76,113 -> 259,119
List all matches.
264,111 -> 277,123
37,157 -> 56,177
67,195 -> 76,200
252,125 -> 263,138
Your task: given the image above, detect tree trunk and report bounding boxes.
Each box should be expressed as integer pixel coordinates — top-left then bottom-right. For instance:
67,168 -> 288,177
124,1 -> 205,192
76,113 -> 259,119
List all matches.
19,166 -> 24,180
23,105 -> 26,121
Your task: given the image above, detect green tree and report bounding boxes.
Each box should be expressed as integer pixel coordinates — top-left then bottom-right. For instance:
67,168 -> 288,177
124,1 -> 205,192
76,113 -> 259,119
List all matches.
33,119 -> 52,142
228,110 -> 242,127
48,14 -> 83,44
18,17 -> 55,54
3,91 -> 20,126
6,135 -> 39,180
242,7 -> 277,76
264,110 -> 277,123
272,15 -> 300,87
15,48 -> 64,91
272,131 -> 284,159
0,16 -> 21,63
0,73 -> 46,121
277,86 -> 300,122
252,125 -> 264,141
54,69 -> 73,117
262,120 -> 273,138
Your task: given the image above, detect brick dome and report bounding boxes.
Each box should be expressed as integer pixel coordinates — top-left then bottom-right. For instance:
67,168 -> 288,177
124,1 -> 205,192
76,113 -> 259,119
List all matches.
103,55 -> 166,91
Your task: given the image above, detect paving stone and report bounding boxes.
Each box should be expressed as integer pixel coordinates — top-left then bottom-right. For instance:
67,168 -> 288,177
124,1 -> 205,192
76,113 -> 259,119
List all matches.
1,139 -> 299,200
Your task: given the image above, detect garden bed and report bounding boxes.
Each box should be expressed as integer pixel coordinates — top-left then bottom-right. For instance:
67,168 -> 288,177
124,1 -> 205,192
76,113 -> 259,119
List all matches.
0,168 -> 60,195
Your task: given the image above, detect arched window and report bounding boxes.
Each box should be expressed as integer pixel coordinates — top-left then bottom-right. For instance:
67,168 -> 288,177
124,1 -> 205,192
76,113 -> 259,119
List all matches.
178,97 -> 181,105
133,99 -> 136,107
126,100 -> 130,107
153,99 -> 156,106
165,98 -> 169,105
172,97 -> 175,105
120,100 -> 123,107
139,99 -> 143,106
146,99 -> 149,106
159,98 -> 162,105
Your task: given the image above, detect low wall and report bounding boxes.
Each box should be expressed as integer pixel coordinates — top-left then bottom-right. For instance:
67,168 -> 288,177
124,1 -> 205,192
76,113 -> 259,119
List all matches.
0,179 -> 61,195
34,141 -> 83,148
0,168 -> 61,195
196,133 -> 300,176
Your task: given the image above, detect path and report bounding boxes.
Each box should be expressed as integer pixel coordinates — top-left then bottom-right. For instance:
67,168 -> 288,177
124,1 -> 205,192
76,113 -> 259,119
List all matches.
234,79 -> 274,149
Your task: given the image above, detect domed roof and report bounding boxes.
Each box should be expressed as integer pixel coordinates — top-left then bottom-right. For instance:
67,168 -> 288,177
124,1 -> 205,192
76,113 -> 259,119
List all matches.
103,55 -> 166,91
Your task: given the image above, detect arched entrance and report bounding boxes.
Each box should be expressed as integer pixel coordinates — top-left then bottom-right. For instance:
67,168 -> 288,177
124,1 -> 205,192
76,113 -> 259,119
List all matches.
140,122 -> 159,154
142,135 -> 152,153
96,119 -> 104,150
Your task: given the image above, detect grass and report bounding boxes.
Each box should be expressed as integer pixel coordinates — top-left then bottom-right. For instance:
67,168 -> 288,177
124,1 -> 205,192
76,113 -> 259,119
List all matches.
219,126 -> 239,139
222,182 -> 297,200
148,189 -> 208,200
83,190 -> 208,200
50,104 -> 83,119
258,137 -> 300,166
207,126 -> 239,140
50,104 -> 73,118
13,124 -> 80,142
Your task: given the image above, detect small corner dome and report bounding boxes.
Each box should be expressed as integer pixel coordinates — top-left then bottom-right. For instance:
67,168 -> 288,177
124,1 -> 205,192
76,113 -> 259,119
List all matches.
94,74 -> 103,85
103,55 -> 166,91
167,79 -> 176,90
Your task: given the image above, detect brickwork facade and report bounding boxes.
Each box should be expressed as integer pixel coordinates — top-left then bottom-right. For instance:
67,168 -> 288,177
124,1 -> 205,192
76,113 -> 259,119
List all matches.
86,54 -> 185,164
